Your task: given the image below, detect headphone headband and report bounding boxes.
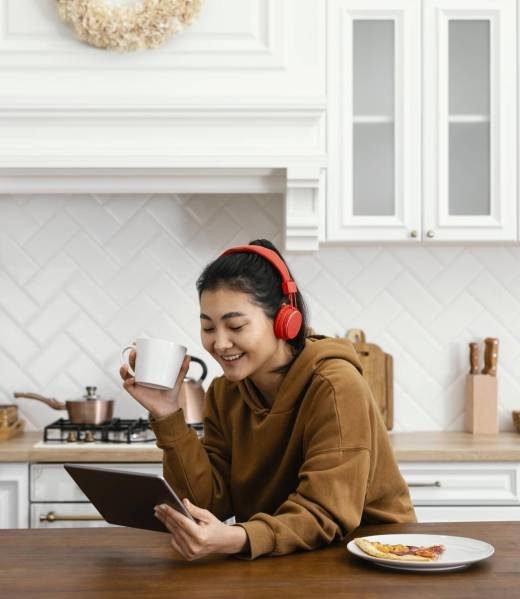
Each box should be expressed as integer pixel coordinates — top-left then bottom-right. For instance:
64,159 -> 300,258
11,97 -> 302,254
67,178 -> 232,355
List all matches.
219,245 -> 298,296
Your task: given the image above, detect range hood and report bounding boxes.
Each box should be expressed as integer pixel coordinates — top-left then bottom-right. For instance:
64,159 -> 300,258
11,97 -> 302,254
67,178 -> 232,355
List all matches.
0,101 -> 326,252
0,0 -> 328,251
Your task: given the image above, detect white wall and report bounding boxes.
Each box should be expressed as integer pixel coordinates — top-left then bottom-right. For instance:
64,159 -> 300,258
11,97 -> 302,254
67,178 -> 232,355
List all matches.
1,193 -> 519,432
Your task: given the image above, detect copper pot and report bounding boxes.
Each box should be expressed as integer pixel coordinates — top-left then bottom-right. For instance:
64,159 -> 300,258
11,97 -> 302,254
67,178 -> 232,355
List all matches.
13,387 -> 114,425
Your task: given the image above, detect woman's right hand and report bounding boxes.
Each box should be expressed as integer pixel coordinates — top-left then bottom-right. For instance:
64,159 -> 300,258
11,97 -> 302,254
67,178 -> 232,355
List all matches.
119,350 -> 191,420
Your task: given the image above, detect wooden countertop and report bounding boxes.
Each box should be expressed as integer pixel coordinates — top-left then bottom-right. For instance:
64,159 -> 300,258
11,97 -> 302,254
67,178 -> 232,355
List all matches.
2,430 -> 520,462
0,521 -> 515,598
0,432 -> 163,462
389,431 -> 520,461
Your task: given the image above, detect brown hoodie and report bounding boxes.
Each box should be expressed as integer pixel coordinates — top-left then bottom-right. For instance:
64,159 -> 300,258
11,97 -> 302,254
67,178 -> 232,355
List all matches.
151,336 -> 416,559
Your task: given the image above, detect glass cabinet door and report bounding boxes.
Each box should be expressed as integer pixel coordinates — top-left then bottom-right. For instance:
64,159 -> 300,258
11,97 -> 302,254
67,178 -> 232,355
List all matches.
448,20 -> 490,218
327,0 -> 421,241
353,19 -> 395,218
423,0 -> 516,241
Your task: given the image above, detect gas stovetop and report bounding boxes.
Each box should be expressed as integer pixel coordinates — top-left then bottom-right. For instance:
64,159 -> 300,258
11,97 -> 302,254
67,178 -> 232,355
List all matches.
42,418 -> 203,444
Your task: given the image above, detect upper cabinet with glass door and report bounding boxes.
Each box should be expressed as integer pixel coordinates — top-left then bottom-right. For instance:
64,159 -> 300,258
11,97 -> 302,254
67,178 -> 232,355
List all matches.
423,0 -> 517,241
422,0 -> 516,241
327,0 -> 517,244
327,0 -> 421,241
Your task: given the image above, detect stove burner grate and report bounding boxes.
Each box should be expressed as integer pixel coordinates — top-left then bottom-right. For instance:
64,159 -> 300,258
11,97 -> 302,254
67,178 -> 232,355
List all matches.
42,417 -> 203,443
43,417 -> 156,444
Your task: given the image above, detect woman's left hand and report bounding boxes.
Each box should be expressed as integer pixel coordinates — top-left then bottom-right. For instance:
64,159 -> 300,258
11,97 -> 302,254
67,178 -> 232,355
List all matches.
154,499 -> 248,560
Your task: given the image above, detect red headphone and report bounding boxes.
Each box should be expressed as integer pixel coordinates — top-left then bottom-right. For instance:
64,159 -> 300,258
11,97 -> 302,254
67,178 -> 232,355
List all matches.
219,245 -> 303,340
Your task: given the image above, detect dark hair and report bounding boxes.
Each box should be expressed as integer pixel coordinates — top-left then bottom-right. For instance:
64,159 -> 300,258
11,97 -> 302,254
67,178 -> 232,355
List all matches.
196,239 -> 310,373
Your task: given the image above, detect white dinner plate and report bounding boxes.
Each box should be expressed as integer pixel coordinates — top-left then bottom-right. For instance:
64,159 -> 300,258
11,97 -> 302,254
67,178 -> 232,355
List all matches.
346,534 -> 494,572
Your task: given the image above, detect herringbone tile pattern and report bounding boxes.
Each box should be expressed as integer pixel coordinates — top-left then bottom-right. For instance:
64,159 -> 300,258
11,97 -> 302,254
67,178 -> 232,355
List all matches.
1,193 -> 519,432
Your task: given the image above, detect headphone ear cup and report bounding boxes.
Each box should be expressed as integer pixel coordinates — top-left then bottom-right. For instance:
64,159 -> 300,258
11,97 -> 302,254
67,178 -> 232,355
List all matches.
274,304 -> 303,340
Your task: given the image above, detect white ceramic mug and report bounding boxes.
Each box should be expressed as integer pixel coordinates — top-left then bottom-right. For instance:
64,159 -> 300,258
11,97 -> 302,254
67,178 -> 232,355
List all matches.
121,337 -> 187,390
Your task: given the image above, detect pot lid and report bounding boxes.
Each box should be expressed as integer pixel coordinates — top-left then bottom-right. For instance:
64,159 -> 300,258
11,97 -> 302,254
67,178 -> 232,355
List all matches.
67,386 -> 105,402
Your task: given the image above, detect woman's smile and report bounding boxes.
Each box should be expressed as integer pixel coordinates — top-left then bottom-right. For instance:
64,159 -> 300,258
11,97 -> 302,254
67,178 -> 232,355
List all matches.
220,352 -> 245,362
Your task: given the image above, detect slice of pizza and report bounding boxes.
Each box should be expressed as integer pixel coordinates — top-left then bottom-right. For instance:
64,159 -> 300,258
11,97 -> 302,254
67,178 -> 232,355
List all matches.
354,538 -> 446,562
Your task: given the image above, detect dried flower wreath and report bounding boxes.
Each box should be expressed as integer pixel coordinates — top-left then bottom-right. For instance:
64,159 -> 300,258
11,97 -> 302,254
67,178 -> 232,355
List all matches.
56,0 -> 201,51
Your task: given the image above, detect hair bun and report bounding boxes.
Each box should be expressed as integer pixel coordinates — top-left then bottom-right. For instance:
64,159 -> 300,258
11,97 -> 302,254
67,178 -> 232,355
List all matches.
248,238 -> 283,259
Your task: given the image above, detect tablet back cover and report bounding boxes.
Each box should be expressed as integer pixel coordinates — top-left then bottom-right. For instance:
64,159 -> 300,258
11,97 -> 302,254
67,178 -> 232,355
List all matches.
64,465 -> 176,533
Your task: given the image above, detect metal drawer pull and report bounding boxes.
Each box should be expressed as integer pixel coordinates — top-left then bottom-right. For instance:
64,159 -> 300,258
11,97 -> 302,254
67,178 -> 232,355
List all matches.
39,511 -> 104,523
407,481 -> 442,488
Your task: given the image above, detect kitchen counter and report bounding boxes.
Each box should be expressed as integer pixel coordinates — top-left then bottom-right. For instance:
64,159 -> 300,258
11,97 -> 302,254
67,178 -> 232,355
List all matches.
1,430 -> 520,462
0,432 -> 162,462
0,521 -> 516,598
389,431 -> 520,461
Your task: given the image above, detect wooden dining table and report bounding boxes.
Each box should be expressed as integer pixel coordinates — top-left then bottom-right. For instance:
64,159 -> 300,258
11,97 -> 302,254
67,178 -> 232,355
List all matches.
1,521 -> 518,598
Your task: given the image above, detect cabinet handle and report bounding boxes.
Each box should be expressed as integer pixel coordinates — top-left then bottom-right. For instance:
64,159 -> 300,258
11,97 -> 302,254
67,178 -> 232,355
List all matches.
407,481 -> 442,488
426,230 -> 435,238
39,511 -> 104,523
410,230 -> 418,238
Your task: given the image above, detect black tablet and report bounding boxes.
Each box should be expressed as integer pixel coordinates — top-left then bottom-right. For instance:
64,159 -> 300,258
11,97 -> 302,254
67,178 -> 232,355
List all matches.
64,464 -> 195,533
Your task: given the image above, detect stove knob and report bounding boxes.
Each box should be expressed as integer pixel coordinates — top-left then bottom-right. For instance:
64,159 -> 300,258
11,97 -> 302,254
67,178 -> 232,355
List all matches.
66,431 -> 77,443
84,431 -> 95,443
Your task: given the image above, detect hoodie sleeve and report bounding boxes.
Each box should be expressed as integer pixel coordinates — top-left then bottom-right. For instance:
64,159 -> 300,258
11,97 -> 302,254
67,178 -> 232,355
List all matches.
150,381 -> 233,521
235,369 -> 381,559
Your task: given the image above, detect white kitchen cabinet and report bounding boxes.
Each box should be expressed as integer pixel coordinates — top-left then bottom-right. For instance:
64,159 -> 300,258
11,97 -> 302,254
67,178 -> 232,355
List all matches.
423,0 -> 517,241
327,0 -> 421,242
400,462 -> 520,522
0,463 -> 29,529
9,460 -> 520,528
327,0 -> 517,243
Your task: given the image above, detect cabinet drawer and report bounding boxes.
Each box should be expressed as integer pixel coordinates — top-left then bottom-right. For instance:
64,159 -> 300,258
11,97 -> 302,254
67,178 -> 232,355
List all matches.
415,506 -> 520,523
30,463 -> 162,502
399,462 -> 520,505
31,502 -> 110,529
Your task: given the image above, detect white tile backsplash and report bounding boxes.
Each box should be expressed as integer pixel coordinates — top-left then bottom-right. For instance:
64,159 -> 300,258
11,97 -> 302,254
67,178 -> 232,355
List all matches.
0,271 -> 39,323
1,193 -> 519,432
24,211 -> 80,266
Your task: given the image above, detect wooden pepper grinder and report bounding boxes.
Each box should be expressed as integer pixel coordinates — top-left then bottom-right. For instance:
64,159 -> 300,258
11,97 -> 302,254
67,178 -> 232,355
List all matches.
464,338 -> 499,434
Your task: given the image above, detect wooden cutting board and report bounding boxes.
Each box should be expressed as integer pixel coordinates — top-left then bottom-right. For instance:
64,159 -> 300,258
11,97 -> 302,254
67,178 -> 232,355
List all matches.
346,329 -> 393,430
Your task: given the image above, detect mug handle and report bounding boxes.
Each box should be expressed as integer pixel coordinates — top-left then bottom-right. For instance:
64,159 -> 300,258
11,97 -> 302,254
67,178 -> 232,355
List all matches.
188,356 -> 208,382
121,344 -> 136,377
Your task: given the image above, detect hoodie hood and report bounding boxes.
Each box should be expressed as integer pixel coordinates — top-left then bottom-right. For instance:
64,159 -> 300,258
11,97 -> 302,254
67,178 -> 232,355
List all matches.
239,335 -> 363,415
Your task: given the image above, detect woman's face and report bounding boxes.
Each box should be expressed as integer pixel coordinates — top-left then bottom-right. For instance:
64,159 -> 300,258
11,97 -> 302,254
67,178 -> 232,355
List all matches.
200,287 -> 284,382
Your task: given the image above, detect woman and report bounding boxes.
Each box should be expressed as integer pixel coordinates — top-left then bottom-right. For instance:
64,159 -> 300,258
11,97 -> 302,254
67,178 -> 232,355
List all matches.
120,239 -> 416,560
